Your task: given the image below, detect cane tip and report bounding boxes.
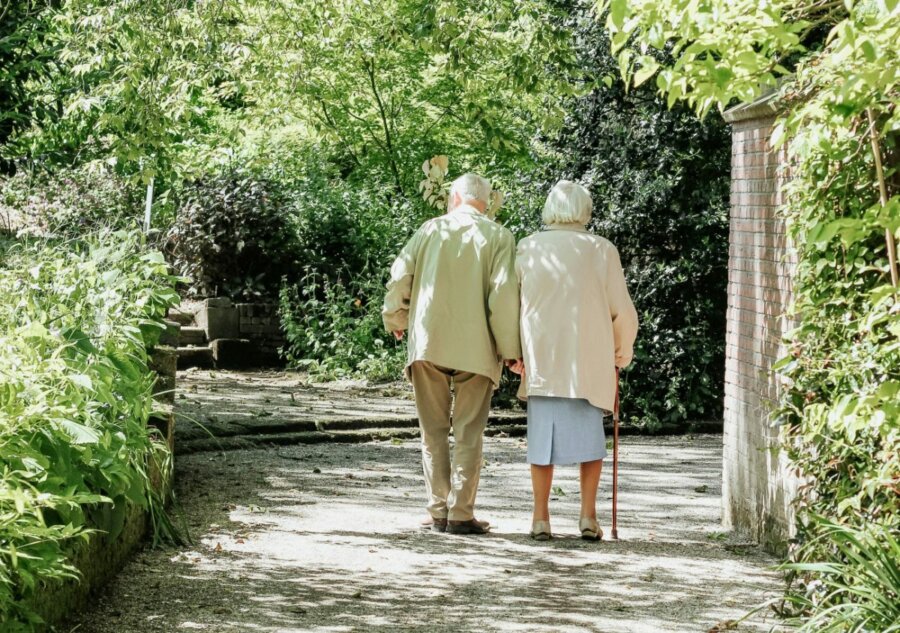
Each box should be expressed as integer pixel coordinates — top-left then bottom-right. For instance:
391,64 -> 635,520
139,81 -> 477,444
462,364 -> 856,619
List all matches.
610,529 -> 619,541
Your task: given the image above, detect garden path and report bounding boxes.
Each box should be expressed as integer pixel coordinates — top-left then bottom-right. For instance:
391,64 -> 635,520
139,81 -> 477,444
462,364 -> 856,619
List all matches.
67,370 -> 785,633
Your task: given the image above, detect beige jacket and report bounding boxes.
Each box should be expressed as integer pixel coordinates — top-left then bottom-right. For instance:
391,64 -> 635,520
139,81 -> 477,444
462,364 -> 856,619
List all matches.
516,223 -> 638,412
382,205 -> 521,385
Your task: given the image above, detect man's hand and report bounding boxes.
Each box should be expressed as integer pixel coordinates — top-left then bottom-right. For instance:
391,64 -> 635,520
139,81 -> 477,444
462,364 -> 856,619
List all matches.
393,330 -> 405,341
504,359 -> 525,375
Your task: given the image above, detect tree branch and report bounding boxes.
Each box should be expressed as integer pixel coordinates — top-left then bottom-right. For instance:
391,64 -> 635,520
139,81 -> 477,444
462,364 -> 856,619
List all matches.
364,58 -> 404,196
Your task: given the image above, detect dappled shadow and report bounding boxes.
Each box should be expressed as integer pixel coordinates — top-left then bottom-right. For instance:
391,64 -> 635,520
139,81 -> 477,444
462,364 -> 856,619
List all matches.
68,436 -> 785,633
174,370 -> 420,443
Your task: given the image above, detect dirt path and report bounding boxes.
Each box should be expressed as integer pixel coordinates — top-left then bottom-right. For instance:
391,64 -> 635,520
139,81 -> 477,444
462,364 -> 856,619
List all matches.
66,372 -> 785,633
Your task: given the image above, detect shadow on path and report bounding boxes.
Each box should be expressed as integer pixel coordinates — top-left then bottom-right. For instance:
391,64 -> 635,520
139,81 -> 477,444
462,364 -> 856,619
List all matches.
68,432 -> 784,633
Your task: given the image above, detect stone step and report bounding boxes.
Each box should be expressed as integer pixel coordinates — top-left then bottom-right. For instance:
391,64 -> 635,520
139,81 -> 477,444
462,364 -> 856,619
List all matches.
174,421 -> 530,455
176,346 -> 215,369
167,308 -> 196,326
159,320 -> 182,347
179,326 -> 208,347
176,414 -> 526,442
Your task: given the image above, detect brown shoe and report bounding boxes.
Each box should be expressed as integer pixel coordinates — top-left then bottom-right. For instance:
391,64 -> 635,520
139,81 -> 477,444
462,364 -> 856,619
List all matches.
447,518 -> 491,535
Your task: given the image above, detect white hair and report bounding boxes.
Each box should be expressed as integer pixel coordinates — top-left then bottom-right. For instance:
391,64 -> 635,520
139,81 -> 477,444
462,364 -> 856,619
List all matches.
542,180 -> 593,225
448,173 -> 492,209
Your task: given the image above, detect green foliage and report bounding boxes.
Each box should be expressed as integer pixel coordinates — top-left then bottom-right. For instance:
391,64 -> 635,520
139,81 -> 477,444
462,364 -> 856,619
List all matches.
534,15 -> 731,429
279,269 -> 406,382
275,161 -> 421,379
164,168 -> 301,300
231,0 -> 583,192
0,230 -> 180,628
0,2 -> 54,174
25,0 -> 246,182
604,0 -> 900,628
780,520 -> 900,632
0,163 -> 143,236
597,0 -> 842,116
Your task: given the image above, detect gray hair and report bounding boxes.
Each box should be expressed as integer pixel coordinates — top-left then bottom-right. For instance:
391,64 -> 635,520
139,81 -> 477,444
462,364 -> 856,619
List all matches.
542,180 -> 593,225
448,173 -> 492,209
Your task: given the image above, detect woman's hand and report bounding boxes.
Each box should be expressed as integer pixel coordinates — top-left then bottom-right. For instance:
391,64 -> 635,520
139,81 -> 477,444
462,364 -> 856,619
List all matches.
505,358 -> 525,375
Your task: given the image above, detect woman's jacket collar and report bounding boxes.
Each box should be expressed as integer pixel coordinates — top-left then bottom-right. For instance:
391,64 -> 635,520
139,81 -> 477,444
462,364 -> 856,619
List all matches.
546,222 -> 588,232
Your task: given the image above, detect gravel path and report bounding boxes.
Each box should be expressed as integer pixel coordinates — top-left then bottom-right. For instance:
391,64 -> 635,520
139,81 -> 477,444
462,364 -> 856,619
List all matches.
66,431 -> 786,632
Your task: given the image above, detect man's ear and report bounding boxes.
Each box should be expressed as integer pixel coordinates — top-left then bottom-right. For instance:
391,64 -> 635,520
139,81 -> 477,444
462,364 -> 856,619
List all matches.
447,191 -> 461,212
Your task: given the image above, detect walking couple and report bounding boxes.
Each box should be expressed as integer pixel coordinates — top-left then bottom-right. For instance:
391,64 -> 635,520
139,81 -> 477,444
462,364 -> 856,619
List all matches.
382,173 -> 638,540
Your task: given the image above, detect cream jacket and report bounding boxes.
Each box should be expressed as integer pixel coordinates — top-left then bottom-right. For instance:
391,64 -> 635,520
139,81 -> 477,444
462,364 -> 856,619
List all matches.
516,223 -> 638,412
382,205 -> 521,386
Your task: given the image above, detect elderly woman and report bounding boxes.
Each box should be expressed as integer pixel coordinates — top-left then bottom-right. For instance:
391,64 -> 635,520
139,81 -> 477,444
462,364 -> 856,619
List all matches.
512,180 -> 638,541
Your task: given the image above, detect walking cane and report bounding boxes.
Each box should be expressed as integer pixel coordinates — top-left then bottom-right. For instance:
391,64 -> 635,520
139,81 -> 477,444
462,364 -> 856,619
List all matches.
611,368 -> 620,540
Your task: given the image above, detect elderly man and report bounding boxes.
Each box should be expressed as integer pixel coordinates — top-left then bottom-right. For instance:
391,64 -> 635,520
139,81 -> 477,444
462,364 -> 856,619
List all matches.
383,173 -> 521,535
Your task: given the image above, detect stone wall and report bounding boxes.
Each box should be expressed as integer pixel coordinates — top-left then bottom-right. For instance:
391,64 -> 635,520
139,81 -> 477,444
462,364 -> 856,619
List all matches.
721,97 -> 798,554
196,298 -> 285,366
28,346 -> 177,629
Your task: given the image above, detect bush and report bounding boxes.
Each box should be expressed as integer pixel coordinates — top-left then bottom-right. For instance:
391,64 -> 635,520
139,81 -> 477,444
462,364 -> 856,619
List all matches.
507,18 -> 731,430
164,168 -> 300,300
275,154 -> 433,380
780,520 -> 900,632
0,230 -> 179,630
0,163 -> 143,237
279,268 -> 406,382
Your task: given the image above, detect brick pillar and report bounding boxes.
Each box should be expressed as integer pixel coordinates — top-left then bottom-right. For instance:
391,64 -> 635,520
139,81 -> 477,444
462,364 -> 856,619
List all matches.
721,99 -> 798,553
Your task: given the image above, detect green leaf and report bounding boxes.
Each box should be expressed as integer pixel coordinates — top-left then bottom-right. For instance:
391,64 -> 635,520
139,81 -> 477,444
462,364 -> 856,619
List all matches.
633,58 -> 660,87
55,419 -> 101,445
69,374 -> 94,391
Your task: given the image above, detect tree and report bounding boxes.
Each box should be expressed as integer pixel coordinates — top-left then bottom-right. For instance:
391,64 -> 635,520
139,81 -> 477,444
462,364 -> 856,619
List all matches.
13,0 -> 246,183
0,1 -> 55,174
237,0 -> 582,194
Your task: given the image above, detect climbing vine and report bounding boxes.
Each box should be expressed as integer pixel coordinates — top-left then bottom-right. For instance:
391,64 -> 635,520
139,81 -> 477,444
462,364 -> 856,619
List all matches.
598,0 -> 899,628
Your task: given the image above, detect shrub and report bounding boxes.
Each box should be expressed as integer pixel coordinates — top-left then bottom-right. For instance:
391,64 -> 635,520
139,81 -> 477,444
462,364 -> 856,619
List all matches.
279,268 -> 406,382
597,0 -> 900,625
780,520 -> 900,632
164,168 -> 300,300
0,230 -> 180,629
505,18 -> 731,430
0,163 -> 143,237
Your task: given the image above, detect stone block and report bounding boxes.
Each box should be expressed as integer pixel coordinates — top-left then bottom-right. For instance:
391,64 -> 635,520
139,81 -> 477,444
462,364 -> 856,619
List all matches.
148,346 -> 178,404
205,297 -> 232,309
176,346 -> 215,369
211,338 -> 283,368
179,326 -> 208,347
202,305 -> 240,340
210,338 -> 253,368
159,319 -> 181,347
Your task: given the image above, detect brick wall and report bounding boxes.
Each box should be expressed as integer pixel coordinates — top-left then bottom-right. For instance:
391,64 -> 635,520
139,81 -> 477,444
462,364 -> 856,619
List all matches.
722,100 -> 798,553
237,302 -> 284,357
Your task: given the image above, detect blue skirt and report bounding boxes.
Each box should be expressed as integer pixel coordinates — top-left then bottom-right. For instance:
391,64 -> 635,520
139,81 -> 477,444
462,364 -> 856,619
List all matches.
526,396 -> 608,466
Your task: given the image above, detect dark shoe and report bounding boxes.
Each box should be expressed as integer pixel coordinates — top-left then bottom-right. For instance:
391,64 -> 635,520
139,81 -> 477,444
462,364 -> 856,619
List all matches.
447,519 -> 491,535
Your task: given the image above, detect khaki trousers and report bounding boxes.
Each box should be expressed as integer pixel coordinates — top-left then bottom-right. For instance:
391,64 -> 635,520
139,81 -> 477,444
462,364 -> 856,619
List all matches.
409,361 -> 493,521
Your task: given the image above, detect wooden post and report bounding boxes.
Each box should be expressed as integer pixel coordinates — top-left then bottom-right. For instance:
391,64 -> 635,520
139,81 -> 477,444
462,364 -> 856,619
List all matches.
867,108 -> 899,288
